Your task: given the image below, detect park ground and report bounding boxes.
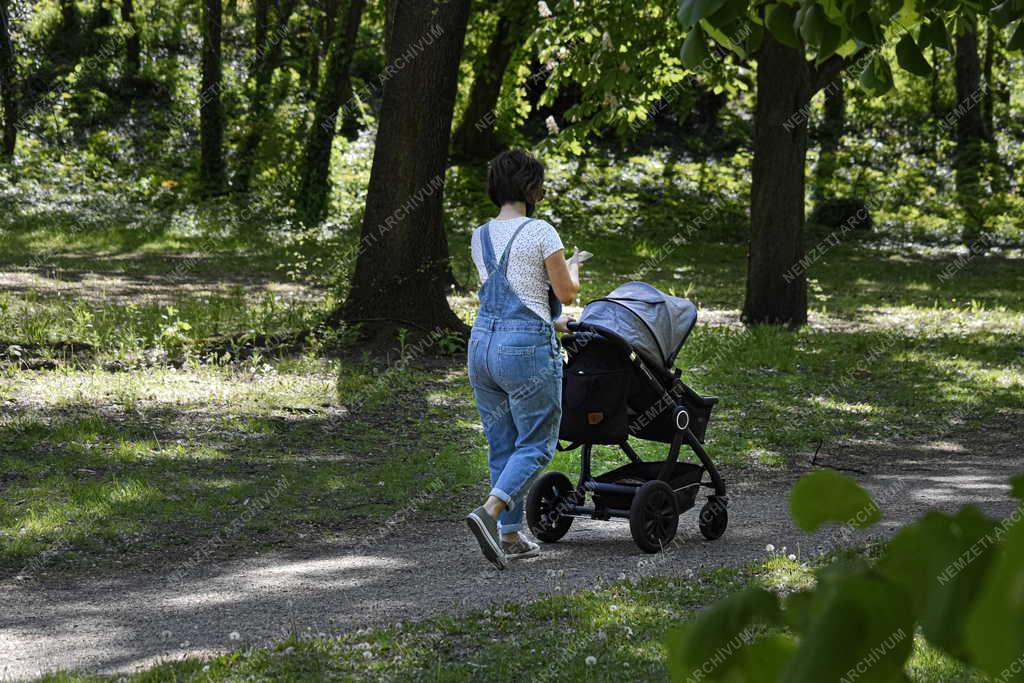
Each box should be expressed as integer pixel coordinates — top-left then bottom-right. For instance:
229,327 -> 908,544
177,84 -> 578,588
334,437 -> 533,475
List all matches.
0,149 -> 1022,681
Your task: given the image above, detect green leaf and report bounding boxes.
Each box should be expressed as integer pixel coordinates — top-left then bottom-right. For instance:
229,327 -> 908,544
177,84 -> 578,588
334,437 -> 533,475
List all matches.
878,508 -> 999,658
789,470 -> 881,532
797,3 -> 829,47
681,24 -> 712,68
1009,19 -> 1024,51
666,587 -> 784,682
1012,475 -> 1024,501
677,0 -> 729,28
919,17 -> 953,53
702,18 -> 747,59
815,19 -> 844,60
858,53 -> 894,96
895,33 -> 932,76
850,11 -> 884,44
765,3 -> 802,48
964,503 -> 1024,679
991,0 -> 1024,28
781,561 -> 915,683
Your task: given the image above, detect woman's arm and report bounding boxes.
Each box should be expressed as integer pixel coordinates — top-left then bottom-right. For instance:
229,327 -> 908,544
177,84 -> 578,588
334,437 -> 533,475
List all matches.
545,249 -> 579,305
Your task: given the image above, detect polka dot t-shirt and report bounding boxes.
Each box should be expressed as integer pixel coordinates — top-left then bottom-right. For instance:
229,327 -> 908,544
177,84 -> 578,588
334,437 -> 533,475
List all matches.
471,217 -> 565,322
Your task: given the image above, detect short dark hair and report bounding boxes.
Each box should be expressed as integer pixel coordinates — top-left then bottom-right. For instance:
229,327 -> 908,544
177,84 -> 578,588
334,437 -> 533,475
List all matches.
487,148 -> 544,207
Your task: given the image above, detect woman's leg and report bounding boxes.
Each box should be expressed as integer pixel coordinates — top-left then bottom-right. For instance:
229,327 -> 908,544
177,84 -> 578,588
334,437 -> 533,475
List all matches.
471,381 -> 518,522
492,351 -> 562,535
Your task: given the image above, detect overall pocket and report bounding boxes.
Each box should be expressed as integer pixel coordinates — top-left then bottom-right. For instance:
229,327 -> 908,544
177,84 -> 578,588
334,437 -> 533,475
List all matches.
497,345 -> 536,379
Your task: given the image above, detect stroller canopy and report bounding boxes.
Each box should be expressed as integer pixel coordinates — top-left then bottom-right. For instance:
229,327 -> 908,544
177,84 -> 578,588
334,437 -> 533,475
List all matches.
580,282 -> 697,369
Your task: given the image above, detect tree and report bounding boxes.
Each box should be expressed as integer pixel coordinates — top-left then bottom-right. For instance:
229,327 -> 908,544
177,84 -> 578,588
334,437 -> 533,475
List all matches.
303,0 -> 342,99
954,19 -> 986,239
451,1 -> 535,161
0,0 -> 15,159
813,73 -> 844,197
200,0 -> 227,194
679,0 -> 1024,325
339,0 -> 472,338
121,0 -> 141,76
234,0 -> 300,191
982,20 -> 997,141
295,0 -> 366,225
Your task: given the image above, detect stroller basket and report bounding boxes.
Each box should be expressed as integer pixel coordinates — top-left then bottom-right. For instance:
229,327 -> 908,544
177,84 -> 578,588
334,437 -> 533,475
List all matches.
594,461 -> 703,512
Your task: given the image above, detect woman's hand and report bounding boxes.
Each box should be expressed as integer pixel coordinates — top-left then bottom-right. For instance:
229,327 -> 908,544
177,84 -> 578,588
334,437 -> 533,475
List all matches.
554,315 -> 575,333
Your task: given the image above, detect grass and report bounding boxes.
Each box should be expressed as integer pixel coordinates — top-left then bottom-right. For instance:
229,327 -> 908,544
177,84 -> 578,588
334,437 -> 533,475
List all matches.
1,147 -> 1022,581
0,359 -> 482,578
32,551 -> 990,682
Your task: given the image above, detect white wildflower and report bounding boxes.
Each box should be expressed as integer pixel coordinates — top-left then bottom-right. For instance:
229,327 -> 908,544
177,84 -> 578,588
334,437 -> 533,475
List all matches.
229,631 -> 241,641
788,553 -> 797,561
585,655 -> 597,666
545,116 -> 560,135
765,544 -> 775,553
537,1 -> 552,18
602,32 -> 613,50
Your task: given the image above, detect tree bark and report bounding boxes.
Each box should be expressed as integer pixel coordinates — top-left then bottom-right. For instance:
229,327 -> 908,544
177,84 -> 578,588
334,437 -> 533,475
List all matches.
295,0 -> 366,224
121,0 -> 141,76
304,0 -> 341,98
982,21 -> 996,142
813,74 -> 844,199
340,0 -> 472,338
954,25 -> 985,240
200,0 -> 227,194
234,0 -> 300,191
0,0 -> 15,159
450,15 -> 515,161
743,32 -> 812,326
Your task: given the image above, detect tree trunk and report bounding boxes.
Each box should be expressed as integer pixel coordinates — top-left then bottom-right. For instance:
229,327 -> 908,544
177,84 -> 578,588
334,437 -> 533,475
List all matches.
0,0 -> 16,159
954,25 -> 985,240
295,0 -> 367,224
450,15 -> 515,161
121,0 -> 141,76
200,0 -> 227,194
234,0 -> 300,191
982,21 -> 996,143
340,0 -> 471,339
813,74 -> 844,199
689,84 -> 727,138
743,32 -> 811,327
304,0 -> 341,98
56,0 -> 82,61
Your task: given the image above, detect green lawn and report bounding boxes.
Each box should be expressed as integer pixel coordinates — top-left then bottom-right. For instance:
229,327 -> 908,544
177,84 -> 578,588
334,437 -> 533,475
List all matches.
1,149 -> 1021,580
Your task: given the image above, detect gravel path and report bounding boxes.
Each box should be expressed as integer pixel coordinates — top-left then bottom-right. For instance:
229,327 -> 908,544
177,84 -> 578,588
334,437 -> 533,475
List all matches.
2,418 -> 1021,681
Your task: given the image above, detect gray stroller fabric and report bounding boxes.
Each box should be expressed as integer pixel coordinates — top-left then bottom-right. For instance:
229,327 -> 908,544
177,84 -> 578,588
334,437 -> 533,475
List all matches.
579,281 -> 697,368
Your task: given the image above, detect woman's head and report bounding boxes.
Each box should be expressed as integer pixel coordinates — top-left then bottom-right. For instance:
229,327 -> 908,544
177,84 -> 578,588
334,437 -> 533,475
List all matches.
487,148 -> 545,212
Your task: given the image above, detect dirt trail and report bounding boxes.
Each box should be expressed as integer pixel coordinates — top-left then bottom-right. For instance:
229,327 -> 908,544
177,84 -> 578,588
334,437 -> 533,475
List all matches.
1,418 -> 1021,681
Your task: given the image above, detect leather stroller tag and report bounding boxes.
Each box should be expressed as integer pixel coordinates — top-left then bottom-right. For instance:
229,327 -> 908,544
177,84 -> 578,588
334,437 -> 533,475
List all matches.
588,412 -> 604,425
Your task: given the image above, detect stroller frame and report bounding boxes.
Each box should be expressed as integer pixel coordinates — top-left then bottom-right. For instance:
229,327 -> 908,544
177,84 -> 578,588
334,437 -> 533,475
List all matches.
526,320 -> 729,552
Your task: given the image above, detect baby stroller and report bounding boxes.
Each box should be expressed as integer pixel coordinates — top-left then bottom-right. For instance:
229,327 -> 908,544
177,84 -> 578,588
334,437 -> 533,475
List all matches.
525,282 -> 728,553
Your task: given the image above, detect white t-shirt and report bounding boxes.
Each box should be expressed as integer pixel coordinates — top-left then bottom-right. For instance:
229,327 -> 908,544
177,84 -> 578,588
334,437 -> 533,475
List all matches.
471,216 -> 565,321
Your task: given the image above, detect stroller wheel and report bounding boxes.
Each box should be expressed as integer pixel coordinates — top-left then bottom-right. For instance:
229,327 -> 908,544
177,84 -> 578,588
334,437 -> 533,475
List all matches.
698,498 -> 728,540
526,471 -> 577,543
629,480 -> 679,553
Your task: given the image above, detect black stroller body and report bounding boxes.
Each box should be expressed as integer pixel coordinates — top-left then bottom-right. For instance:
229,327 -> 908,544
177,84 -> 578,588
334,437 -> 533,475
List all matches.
526,282 -> 728,553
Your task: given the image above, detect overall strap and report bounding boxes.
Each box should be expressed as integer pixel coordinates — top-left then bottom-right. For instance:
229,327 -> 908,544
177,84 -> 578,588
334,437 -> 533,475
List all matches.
479,223 -> 499,276
497,218 -> 538,275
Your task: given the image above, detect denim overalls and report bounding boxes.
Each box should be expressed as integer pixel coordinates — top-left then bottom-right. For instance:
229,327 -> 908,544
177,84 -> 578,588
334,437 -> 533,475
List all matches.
468,219 -> 563,535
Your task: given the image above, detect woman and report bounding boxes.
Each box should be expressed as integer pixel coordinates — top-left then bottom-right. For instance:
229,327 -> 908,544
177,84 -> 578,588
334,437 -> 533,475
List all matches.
465,148 -> 580,570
